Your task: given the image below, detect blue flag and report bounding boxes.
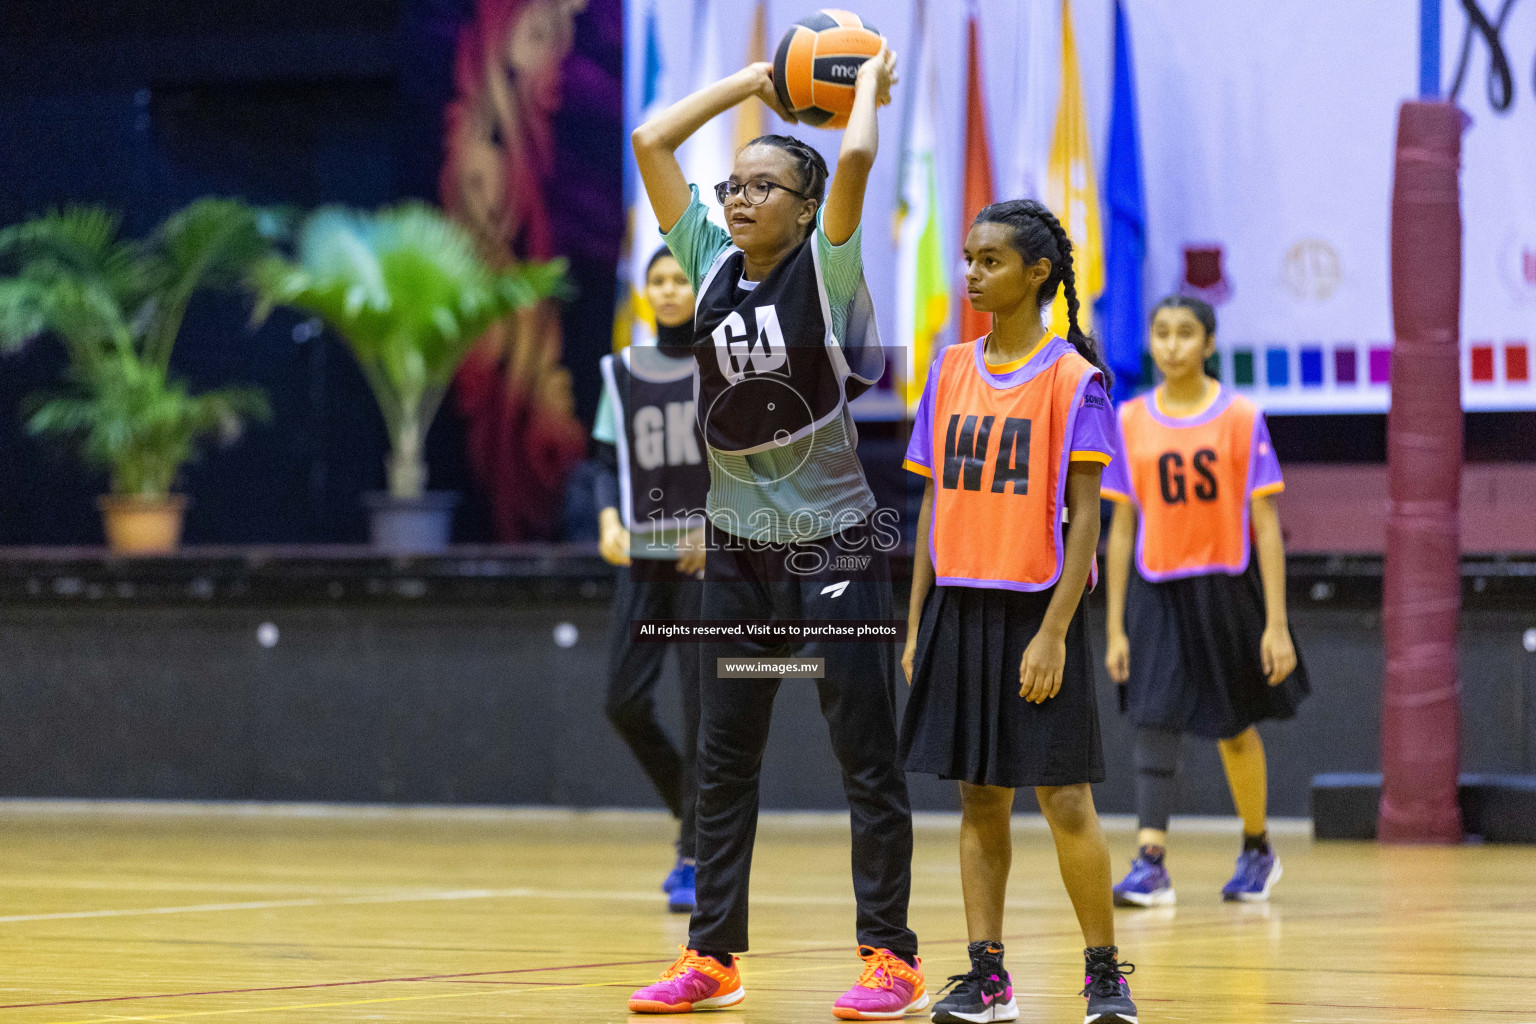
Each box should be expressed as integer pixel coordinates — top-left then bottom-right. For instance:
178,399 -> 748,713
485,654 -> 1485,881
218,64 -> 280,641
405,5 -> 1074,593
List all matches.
1096,0 -> 1146,401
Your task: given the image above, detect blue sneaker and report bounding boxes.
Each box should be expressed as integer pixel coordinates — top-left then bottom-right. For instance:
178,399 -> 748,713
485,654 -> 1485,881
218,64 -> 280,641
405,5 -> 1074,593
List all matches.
667,863 -> 695,914
661,856 -> 689,895
1112,849 -> 1175,908
1222,846 -> 1282,902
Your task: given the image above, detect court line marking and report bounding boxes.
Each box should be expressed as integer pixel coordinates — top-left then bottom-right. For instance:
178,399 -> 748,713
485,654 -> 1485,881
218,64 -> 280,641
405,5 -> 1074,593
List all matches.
0,889 -> 536,924
18,928 -> 1536,1021
37,962 -> 846,1024
4,934 -> 1000,1011
7,889 -> 1533,1013
0,799 -> 1312,835
0,886 -> 981,926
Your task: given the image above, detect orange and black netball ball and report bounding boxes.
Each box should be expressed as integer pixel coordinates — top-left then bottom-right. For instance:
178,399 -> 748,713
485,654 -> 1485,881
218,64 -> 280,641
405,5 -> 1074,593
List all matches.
772,10 -> 883,130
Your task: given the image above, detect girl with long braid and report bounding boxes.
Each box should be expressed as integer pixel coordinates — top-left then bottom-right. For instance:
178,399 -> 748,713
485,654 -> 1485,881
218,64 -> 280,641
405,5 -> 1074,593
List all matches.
900,201 -> 1139,1024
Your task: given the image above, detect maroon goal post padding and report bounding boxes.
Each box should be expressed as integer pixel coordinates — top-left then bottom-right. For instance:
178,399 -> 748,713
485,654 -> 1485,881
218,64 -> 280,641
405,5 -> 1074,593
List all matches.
1379,101 -> 1465,844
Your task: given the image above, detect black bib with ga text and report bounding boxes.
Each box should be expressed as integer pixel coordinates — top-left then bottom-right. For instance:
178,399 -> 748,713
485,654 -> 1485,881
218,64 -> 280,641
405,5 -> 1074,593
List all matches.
691,238 -> 883,455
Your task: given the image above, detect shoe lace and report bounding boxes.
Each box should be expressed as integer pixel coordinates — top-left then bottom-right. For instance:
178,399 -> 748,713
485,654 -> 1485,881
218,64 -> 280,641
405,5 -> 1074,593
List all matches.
661,946 -> 727,983
937,965 -> 983,998
853,946 -> 908,990
1081,958 -> 1135,998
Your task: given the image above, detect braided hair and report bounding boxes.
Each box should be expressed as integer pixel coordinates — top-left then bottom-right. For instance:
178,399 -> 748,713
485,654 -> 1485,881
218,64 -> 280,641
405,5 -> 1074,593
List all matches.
973,199 -> 1113,387
743,134 -> 828,236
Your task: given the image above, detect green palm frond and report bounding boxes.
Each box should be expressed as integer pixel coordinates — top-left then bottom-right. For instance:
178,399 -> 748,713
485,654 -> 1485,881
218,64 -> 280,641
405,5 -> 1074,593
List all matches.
0,271 -> 133,363
1,199 -> 278,496
252,202 -> 566,497
141,198 -> 282,369
26,360 -> 270,496
0,206 -> 150,308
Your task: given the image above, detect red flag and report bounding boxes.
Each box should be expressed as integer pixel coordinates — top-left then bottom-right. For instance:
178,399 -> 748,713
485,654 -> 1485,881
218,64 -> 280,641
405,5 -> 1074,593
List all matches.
959,14 -> 995,347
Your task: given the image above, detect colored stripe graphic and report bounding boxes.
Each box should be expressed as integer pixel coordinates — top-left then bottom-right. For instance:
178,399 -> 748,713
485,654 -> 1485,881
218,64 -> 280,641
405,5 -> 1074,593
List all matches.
1505,342 -> 1529,383
1335,346 -> 1358,384
1233,349 -> 1255,386
1266,347 -> 1290,387
1300,347 -> 1324,387
1470,343 -> 1495,383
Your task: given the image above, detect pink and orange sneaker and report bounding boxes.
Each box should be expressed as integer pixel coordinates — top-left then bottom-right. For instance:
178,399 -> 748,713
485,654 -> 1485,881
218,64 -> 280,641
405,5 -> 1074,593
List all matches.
628,946 -> 745,1014
832,945 -> 928,1020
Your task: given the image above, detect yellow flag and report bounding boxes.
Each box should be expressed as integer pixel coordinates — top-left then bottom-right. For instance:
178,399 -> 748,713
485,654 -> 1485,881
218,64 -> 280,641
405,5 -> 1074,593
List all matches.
735,2 -> 768,151
1046,0 -> 1104,338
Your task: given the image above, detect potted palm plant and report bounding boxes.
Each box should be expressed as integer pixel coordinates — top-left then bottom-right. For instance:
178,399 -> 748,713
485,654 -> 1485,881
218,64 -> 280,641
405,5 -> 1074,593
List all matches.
0,202 -> 275,553
253,203 -> 567,552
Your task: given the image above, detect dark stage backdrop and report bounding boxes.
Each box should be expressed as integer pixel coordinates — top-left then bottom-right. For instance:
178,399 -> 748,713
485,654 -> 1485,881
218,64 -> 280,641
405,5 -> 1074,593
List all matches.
0,1 -> 1527,546
0,0 -> 622,545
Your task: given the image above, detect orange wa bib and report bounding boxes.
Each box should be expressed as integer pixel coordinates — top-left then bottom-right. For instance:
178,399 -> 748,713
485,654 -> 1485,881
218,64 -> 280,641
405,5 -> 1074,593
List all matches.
929,341 -> 1099,591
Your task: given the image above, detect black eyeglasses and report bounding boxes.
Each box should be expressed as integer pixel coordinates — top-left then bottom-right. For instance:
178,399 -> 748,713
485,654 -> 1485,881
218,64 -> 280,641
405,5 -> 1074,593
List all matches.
713,178 -> 811,206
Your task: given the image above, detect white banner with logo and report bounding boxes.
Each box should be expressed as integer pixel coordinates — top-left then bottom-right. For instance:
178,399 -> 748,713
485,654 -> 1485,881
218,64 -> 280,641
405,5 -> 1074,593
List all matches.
1134,0 -> 1536,413
626,0 -> 1536,414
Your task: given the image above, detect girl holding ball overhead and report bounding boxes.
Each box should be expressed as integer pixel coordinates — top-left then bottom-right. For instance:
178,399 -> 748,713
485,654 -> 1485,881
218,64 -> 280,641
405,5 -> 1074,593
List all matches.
1101,295 -> 1310,909
627,20 -> 924,1022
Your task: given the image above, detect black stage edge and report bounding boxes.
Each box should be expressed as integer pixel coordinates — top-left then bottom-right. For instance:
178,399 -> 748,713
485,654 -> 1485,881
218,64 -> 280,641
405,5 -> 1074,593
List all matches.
1,546 -> 1533,813
1312,773 -> 1536,844
0,547 -> 1533,607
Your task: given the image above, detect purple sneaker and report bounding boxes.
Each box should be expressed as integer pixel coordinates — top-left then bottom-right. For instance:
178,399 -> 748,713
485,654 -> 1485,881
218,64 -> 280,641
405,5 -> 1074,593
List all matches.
1113,849 -> 1175,908
1222,847 -> 1282,902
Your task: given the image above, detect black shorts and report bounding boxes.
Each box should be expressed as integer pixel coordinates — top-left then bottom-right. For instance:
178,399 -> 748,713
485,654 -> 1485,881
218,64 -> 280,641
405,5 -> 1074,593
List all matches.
900,583 -> 1105,789
1121,560 -> 1310,739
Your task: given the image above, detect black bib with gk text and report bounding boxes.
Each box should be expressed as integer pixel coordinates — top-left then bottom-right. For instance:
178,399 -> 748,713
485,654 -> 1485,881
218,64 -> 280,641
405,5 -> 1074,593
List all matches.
600,347 -> 710,534
691,238 -> 882,455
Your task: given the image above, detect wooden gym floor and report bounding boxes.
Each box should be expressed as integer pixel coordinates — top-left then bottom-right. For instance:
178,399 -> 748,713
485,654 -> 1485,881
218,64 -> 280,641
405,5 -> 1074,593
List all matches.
0,803 -> 1527,1023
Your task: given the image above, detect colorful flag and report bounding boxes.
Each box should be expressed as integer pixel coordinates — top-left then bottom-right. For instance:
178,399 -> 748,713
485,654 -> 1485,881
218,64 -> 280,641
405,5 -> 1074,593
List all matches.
895,0 -> 949,410
614,2 -> 669,351
680,0 -> 731,230
958,13 -> 995,348
1005,0 -> 1054,203
1046,0 -> 1104,338
1096,0 -> 1147,398
734,2 -> 768,152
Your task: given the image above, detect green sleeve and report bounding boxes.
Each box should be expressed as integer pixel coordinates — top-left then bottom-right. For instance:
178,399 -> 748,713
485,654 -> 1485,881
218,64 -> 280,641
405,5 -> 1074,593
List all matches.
592,383 -> 617,444
661,184 -> 733,292
814,207 -> 865,346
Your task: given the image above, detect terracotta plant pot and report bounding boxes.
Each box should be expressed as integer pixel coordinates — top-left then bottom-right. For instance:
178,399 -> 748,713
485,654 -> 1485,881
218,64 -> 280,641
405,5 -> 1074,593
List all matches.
97,494 -> 189,554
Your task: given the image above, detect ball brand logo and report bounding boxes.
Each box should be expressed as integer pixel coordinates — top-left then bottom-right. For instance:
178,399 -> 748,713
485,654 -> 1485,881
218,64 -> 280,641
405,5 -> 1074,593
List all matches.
713,303 -> 789,381
828,62 -> 859,80
1281,239 -> 1342,302
1178,245 -> 1232,305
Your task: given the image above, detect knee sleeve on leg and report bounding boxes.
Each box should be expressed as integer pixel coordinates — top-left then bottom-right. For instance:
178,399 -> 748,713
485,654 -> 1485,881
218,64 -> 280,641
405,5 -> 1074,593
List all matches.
1133,728 -> 1182,834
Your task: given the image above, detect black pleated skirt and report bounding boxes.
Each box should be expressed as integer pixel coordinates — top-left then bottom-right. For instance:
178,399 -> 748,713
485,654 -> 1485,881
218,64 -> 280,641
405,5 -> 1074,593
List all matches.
900,584 -> 1105,789
1121,560 -> 1310,739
